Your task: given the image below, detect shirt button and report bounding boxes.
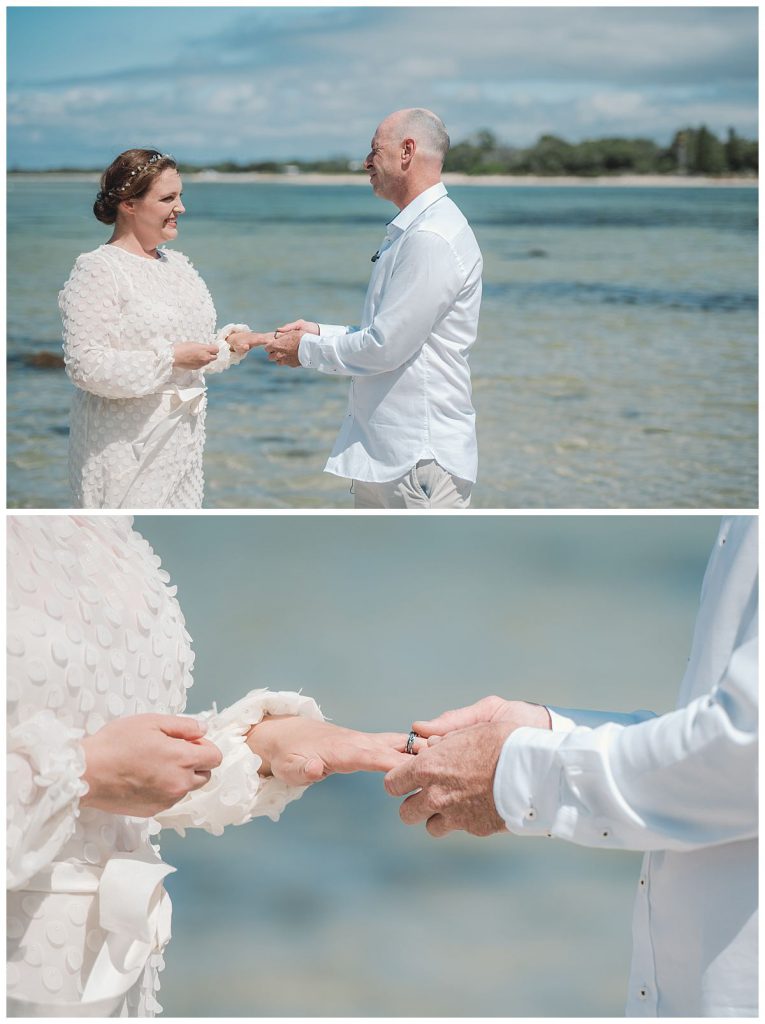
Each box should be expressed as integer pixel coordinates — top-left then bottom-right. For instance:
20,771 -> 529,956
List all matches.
601,829 -> 610,838
525,808 -> 536,821
639,877 -> 646,888
638,986 -> 649,1001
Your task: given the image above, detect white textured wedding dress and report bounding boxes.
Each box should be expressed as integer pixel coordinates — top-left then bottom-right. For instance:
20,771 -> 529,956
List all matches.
60,245 -> 247,509
7,516 -> 322,1016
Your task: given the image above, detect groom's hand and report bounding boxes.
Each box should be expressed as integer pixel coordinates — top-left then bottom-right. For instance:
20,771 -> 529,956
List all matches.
263,330 -> 303,367
412,696 -> 552,741
277,319 -> 320,335
384,722 -> 514,838
246,716 -> 418,786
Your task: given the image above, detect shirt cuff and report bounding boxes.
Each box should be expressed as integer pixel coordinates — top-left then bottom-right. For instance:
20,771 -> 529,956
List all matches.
316,323 -> 350,335
493,726 -> 568,837
298,333 -> 344,374
547,706 -> 578,733
298,334 -> 316,368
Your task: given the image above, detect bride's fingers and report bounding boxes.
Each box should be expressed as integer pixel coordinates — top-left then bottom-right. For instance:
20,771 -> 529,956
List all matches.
343,743 -> 412,774
190,769 -> 212,790
271,752 -> 326,786
302,755 -> 326,783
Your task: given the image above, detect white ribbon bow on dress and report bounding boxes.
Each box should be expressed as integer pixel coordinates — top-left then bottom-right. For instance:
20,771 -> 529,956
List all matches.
11,848 -> 175,1017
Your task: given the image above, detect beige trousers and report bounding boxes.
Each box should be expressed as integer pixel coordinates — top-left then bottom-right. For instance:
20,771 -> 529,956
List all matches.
353,460 -> 472,509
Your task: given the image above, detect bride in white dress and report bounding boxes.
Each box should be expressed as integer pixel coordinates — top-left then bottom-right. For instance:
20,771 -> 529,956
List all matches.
7,515 -> 413,1016
59,149 -> 268,509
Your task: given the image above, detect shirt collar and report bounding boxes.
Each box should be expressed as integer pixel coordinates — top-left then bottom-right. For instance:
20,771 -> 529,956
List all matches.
387,182 -> 448,239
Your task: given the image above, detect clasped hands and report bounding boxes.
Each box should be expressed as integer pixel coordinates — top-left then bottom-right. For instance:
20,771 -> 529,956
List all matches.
226,318 -> 319,368
79,712 -> 421,818
80,696 -> 550,837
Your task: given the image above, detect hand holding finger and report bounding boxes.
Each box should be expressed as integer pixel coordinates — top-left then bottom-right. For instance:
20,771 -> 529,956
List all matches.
160,715 -> 208,741
413,696 -> 508,737
190,737 -> 223,771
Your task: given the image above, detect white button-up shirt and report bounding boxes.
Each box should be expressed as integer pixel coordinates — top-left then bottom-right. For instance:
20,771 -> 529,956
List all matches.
494,516 -> 758,1017
298,183 -> 482,483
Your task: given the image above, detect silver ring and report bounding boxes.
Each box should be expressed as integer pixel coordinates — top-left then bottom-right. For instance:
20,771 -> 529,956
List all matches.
405,730 -> 419,755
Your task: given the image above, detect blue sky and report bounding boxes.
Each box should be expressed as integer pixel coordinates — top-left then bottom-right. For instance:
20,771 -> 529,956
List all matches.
8,6 -> 758,168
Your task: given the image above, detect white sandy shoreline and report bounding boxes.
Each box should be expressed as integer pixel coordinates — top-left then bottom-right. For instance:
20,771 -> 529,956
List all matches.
9,171 -> 757,188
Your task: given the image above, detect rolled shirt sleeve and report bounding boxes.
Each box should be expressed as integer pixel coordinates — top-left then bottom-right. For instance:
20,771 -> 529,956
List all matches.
496,626 -> 757,852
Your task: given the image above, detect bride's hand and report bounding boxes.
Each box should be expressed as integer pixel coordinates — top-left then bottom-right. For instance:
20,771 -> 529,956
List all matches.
226,330 -> 276,353
245,716 -> 420,786
276,318 -> 319,335
80,714 -> 223,817
173,342 -> 219,369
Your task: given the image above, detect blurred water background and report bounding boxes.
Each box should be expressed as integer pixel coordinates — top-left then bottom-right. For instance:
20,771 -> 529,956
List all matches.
133,514 -> 721,1016
7,179 -> 757,509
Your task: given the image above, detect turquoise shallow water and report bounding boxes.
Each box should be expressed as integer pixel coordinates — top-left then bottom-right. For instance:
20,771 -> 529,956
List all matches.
7,179 -> 758,508
131,514 -> 720,1016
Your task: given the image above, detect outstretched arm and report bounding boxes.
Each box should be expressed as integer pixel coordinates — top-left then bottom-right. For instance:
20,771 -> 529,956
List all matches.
156,689 -> 418,836
246,714 -> 414,786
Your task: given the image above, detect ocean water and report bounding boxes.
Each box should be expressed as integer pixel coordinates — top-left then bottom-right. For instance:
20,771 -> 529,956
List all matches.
131,514 -> 721,1016
7,179 -> 757,508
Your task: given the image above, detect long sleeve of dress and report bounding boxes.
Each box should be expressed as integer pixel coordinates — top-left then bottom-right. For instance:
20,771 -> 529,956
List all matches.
494,613 -> 758,853
6,708 -> 88,891
155,688 -> 325,836
60,253 -> 175,398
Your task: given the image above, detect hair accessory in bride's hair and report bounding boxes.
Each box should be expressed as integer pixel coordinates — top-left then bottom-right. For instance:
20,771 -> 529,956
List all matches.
110,152 -> 173,195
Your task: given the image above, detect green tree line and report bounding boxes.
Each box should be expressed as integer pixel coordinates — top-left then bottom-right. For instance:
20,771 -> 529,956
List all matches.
10,126 -> 757,177
443,126 -> 758,176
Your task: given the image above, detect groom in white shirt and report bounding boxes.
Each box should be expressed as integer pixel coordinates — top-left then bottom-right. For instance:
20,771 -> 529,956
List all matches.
241,108 -> 483,509
385,516 -> 758,1017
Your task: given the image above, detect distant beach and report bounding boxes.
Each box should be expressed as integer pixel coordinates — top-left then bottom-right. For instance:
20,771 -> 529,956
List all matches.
8,171 -> 758,188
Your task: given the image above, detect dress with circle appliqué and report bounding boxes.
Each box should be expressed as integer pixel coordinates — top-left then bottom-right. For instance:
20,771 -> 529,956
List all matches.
60,245 -> 248,509
7,516 -> 323,1017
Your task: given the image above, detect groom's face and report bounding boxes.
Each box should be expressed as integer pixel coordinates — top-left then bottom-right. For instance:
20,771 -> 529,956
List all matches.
364,120 -> 401,202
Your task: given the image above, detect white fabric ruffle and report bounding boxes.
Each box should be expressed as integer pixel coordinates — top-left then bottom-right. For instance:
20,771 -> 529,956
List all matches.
206,322 -> 251,373
7,709 -> 89,891
156,689 -> 325,836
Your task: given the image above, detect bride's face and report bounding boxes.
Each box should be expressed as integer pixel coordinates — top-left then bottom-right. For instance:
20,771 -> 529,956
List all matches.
123,168 -> 185,245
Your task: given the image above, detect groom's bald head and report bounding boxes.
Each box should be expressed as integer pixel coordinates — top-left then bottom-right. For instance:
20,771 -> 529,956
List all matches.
365,108 -> 450,209
379,108 -> 450,167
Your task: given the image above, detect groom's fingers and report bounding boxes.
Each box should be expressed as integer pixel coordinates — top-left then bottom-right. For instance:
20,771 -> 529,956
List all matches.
384,759 -> 420,797
413,696 -> 510,739
398,790 -> 431,825
413,704 -> 479,737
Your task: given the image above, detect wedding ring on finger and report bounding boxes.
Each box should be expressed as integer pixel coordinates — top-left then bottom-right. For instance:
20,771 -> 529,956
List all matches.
406,730 -> 419,755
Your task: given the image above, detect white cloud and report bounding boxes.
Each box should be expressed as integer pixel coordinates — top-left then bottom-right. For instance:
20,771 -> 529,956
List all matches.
7,7 -> 758,167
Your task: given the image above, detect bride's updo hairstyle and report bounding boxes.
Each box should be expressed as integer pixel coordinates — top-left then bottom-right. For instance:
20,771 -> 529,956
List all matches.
93,149 -> 178,224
